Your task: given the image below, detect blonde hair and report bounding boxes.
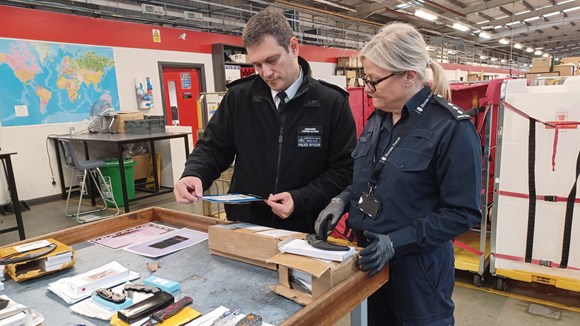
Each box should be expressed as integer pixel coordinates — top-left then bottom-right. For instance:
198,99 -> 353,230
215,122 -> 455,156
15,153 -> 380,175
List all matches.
360,22 -> 451,100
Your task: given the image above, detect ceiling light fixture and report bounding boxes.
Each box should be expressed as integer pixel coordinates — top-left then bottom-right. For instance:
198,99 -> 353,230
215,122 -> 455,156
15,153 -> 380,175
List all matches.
526,47 -> 534,53
542,53 -> 549,57
534,50 -> 543,55
452,22 -> 469,32
479,31 -> 491,39
499,38 -> 510,45
312,0 -> 357,12
414,9 -> 437,21
514,43 -> 523,49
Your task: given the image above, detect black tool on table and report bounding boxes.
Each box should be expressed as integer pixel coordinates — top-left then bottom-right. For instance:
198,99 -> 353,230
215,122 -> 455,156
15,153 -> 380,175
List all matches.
124,284 -> 160,298
305,234 -> 350,251
0,298 -> 9,311
0,243 -> 57,265
139,296 -> 194,326
95,288 -> 127,303
118,291 -> 174,324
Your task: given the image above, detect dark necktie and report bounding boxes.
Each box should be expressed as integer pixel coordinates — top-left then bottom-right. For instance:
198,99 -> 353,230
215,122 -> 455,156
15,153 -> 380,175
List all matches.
277,91 -> 287,111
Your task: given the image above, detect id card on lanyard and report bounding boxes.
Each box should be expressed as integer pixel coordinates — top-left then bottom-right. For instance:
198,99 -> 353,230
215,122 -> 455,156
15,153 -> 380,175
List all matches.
357,92 -> 432,219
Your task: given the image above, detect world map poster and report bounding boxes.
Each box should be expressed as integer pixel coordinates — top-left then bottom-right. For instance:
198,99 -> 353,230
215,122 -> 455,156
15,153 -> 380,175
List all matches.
0,39 -> 119,126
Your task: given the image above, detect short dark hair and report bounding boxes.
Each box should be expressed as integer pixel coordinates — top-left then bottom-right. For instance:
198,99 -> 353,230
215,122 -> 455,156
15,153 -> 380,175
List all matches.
242,10 -> 294,52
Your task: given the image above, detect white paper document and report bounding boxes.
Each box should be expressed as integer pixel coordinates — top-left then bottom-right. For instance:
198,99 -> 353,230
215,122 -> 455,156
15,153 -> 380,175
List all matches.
279,239 -> 356,262
89,222 -> 177,249
123,228 -> 208,258
47,261 -> 139,304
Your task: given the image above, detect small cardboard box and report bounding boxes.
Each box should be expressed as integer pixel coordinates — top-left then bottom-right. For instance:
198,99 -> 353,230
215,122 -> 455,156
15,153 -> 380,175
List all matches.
230,54 -> 249,64
337,56 -> 360,68
0,238 -> 75,282
208,223 -> 304,270
267,252 -> 358,305
132,154 -> 150,180
553,64 -> 575,76
345,70 -> 357,79
112,112 -> 145,133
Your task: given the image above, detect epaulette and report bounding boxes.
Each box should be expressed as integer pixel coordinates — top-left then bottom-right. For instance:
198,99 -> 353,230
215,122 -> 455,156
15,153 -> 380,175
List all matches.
432,95 -> 472,120
226,74 -> 258,89
317,79 -> 349,97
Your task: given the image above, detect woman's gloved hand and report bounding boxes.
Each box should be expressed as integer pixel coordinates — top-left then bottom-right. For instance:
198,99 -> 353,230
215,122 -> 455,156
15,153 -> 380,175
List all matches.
314,198 -> 345,240
359,230 -> 395,277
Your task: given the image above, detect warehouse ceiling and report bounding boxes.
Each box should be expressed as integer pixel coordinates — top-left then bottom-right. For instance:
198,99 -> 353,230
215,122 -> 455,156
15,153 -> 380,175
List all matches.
2,0 -> 579,70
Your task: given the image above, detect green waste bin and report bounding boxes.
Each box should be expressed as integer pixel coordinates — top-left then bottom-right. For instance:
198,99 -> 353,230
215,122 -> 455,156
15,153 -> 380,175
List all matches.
100,158 -> 135,206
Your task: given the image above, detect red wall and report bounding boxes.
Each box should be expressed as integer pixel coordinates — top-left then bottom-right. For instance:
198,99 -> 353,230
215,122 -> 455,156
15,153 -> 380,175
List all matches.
0,5 -> 519,73
0,5 -> 359,63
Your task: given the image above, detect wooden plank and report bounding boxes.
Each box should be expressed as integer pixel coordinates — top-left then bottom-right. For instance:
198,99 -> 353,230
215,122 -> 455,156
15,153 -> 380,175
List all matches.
152,207 -> 224,232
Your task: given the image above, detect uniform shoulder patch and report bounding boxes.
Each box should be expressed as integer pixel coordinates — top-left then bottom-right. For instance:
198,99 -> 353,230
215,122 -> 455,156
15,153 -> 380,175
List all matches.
432,95 -> 471,120
318,79 -> 349,97
226,74 -> 257,89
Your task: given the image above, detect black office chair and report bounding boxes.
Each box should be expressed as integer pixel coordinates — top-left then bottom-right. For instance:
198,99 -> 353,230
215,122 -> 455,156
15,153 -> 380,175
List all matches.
58,139 -> 119,223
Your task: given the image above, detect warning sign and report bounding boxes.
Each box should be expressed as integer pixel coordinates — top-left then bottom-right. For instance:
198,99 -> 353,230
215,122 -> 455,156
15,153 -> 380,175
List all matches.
152,29 -> 161,43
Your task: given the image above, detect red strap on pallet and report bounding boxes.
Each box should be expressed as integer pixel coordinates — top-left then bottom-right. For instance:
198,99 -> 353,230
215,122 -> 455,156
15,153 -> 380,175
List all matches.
497,190 -> 580,203
492,252 -> 580,271
453,240 -> 483,256
502,101 -> 560,171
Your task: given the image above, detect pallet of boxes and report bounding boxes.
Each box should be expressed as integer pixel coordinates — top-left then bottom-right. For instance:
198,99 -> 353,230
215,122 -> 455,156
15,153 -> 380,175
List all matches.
337,56 -> 363,87
554,56 -> 579,77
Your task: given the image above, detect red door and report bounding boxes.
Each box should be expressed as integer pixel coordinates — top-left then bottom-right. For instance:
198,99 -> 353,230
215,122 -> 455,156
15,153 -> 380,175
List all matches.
162,67 -> 201,144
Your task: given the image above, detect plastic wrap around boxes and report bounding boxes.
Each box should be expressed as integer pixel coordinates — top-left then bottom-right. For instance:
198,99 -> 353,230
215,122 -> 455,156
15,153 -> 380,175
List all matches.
124,116 -> 166,134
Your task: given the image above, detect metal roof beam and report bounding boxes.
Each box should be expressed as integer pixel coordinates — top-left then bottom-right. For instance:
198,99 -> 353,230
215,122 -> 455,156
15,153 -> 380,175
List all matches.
492,1 -> 580,27
458,0 -> 519,16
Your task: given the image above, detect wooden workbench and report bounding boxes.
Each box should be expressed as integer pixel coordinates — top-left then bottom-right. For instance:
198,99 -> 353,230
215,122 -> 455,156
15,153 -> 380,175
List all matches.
0,207 -> 388,325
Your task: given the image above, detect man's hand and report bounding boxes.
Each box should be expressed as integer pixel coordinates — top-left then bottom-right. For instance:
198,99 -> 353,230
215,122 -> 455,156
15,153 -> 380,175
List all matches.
359,230 -> 395,277
314,198 -> 345,240
173,176 -> 203,204
266,192 -> 294,219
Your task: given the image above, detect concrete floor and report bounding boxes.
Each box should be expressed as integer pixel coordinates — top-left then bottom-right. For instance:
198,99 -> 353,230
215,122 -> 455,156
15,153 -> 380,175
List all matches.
1,192 -> 579,325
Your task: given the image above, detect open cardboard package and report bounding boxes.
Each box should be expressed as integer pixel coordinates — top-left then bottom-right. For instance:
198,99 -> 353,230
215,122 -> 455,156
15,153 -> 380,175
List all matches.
0,238 -> 75,282
266,250 -> 359,305
207,223 -> 304,270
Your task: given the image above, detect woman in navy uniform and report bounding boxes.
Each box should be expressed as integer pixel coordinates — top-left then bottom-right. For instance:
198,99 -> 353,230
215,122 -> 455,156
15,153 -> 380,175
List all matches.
315,23 -> 482,325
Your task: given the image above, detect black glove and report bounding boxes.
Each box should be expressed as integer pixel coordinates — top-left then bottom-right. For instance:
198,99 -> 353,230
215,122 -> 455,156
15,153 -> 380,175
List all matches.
359,230 -> 395,277
314,198 -> 345,240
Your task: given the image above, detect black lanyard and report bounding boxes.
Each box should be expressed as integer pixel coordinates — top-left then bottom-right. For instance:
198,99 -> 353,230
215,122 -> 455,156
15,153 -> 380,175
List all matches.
367,92 -> 432,194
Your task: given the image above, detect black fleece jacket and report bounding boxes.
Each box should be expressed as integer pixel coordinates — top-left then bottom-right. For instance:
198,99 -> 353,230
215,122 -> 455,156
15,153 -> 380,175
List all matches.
181,57 -> 356,232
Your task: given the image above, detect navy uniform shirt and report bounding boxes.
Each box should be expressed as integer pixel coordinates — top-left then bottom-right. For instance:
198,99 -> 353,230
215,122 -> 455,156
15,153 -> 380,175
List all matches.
339,86 -> 482,255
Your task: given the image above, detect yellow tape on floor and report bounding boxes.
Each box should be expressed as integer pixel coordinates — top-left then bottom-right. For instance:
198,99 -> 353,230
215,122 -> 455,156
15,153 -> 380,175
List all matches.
455,281 -> 580,313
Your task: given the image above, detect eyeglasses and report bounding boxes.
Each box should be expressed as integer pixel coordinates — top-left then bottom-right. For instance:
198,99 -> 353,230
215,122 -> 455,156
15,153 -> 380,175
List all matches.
361,73 -> 396,92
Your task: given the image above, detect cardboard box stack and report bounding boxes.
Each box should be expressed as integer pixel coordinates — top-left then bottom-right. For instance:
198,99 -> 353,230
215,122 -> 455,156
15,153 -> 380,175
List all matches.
530,56 -> 552,73
553,64 -> 575,77
337,56 -> 361,68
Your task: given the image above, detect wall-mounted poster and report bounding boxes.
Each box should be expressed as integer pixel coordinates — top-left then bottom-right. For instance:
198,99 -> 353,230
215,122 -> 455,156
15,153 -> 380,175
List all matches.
0,39 -> 119,126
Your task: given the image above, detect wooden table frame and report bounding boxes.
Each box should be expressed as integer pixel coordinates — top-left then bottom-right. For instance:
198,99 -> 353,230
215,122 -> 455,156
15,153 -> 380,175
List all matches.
2,207 -> 388,326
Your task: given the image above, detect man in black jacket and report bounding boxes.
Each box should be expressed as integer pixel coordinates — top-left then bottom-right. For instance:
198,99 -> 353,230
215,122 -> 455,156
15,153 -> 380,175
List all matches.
174,10 -> 356,233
